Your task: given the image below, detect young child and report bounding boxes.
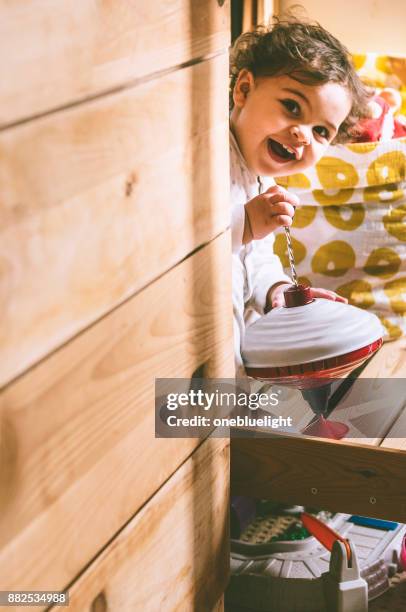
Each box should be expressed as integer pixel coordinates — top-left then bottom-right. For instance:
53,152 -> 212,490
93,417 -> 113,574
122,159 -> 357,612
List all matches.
229,17 -> 371,375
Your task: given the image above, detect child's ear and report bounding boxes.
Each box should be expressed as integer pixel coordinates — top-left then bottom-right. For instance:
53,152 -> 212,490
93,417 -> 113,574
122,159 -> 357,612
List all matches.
233,69 -> 255,108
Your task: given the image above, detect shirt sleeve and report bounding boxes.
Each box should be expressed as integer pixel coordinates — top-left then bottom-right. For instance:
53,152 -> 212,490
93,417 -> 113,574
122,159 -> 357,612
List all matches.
231,202 -> 245,253
244,233 -> 292,314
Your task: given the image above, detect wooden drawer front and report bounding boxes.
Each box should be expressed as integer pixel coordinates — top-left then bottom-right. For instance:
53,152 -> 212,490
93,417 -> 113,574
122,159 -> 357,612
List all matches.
0,232 -> 234,597
0,0 -> 230,126
231,436 -> 406,523
0,52 -> 230,387
53,437 -> 230,612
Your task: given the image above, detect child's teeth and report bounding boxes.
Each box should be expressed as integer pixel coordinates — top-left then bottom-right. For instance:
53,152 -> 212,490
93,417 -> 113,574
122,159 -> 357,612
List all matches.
282,143 -> 294,154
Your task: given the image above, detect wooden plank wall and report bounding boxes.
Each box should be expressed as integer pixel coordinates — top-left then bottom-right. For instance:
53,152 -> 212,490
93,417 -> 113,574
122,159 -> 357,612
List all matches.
0,53 -> 230,386
0,1 -> 233,610
0,235 -> 233,594
0,0 -> 230,126
0,6 -> 231,388
51,437 -> 230,612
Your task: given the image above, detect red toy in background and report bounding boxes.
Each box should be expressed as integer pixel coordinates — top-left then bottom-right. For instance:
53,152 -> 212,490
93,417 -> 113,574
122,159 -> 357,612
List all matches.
354,87 -> 406,142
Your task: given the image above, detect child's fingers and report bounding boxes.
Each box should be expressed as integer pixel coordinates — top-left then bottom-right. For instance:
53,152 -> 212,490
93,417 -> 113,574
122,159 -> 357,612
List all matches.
269,283 -> 292,308
334,294 -> 348,303
265,186 -> 300,208
271,214 -> 293,228
271,286 -> 348,309
269,202 -> 295,225
309,288 -> 348,303
265,185 -> 291,197
266,192 -> 300,209
271,293 -> 286,308
268,201 -> 296,215
333,294 -> 348,303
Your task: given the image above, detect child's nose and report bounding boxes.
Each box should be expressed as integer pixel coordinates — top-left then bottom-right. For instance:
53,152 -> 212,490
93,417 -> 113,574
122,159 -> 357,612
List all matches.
291,125 -> 311,146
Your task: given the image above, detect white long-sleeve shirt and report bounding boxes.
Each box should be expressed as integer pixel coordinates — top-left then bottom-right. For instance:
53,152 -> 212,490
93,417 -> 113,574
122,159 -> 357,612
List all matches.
230,130 -> 291,375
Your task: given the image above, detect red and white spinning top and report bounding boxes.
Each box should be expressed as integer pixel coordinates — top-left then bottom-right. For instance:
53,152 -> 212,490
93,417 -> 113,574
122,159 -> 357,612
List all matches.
242,285 -> 384,439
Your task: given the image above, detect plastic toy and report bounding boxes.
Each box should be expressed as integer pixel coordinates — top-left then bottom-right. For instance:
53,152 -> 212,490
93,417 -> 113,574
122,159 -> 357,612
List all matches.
227,510 -> 406,612
354,88 -> 406,142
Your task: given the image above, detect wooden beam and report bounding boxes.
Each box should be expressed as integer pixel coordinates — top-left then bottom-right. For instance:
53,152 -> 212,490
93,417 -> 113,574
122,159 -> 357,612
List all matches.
231,435 -> 406,522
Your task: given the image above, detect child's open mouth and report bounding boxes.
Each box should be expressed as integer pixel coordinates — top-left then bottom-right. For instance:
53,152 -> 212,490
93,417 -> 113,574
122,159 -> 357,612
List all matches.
267,138 -> 296,163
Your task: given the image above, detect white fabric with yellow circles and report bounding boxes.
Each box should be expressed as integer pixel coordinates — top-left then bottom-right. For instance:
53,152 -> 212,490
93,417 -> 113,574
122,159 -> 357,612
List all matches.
275,54 -> 406,340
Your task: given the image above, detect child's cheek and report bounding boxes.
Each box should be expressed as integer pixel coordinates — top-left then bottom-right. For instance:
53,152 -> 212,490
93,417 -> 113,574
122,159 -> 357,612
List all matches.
297,159 -> 313,173
296,144 -> 325,173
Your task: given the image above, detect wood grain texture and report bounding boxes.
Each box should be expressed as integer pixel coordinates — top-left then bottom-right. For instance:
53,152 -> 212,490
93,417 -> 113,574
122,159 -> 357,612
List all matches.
323,338 -> 406,445
213,595 -> 225,612
0,53 -> 230,387
231,435 -> 406,522
381,407 -> 406,450
257,1 -> 277,25
322,339 -> 406,445
354,338 -> 406,448
326,376 -> 405,446
0,0 -> 230,126
50,437 -> 230,612
0,233 -> 234,597
358,337 -> 406,379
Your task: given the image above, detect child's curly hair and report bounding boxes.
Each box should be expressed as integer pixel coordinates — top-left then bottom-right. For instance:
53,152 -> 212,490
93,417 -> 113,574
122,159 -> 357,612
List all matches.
230,16 -> 371,143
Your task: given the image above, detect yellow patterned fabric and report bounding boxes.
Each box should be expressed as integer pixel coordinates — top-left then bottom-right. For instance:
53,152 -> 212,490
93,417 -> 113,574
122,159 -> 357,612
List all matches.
276,55 -> 406,340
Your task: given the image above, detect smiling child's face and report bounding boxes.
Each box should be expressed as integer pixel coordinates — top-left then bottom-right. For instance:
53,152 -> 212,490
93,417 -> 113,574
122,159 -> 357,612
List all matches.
230,70 -> 352,177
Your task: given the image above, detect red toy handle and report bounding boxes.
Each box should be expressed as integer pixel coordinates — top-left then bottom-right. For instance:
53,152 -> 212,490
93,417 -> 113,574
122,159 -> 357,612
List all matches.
301,512 -> 352,562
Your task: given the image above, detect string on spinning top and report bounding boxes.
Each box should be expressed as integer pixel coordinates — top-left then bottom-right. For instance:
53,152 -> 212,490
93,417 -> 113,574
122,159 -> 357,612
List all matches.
256,177 -> 299,287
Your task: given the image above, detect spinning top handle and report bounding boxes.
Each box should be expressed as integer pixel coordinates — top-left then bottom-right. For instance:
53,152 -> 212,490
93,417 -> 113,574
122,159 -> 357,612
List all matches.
301,512 -> 352,562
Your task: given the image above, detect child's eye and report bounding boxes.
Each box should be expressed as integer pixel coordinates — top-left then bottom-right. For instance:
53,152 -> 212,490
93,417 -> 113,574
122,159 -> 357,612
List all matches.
313,125 -> 330,139
281,99 -> 300,116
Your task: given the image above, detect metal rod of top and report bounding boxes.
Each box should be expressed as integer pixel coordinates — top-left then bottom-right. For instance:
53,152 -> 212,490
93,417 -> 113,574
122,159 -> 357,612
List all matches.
284,226 -> 298,286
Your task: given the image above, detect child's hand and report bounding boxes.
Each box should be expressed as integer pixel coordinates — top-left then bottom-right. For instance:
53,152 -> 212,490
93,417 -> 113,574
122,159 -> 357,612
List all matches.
243,185 -> 299,244
266,283 -> 348,310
